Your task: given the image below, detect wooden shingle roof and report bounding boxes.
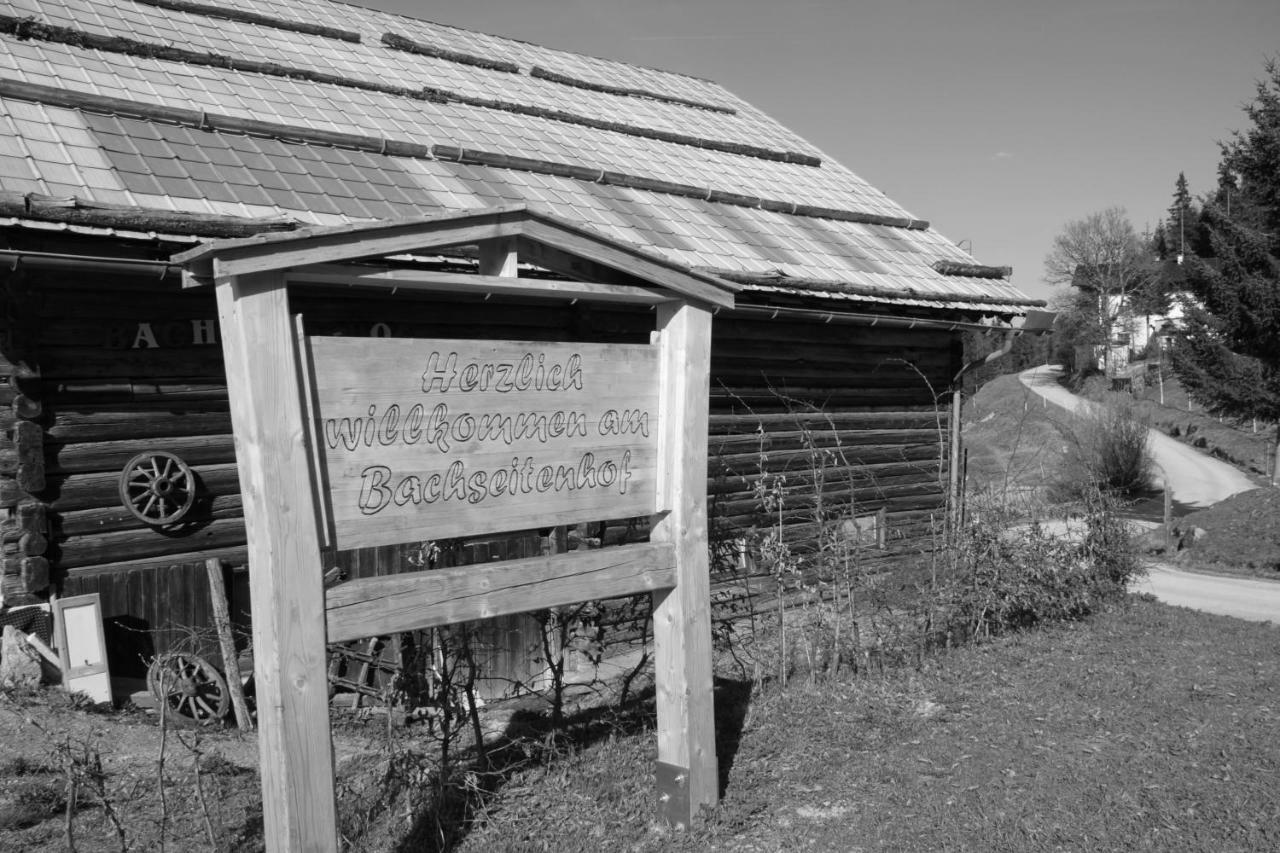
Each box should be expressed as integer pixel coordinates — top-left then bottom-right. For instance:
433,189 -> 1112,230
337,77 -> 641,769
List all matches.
0,0 -> 1039,312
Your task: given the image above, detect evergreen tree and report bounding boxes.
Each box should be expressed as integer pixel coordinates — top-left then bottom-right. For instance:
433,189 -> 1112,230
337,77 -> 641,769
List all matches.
1152,222 -> 1170,261
1213,161 -> 1239,216
1166,172 -> 1195,262
1168,60 -> 1280,480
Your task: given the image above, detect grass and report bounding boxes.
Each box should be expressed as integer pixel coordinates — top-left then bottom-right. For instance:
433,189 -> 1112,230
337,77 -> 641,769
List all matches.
961,373 -> 1068,500
1127,370 -> 1274,480
452,598 -> 1280,852
1176,487 -> 1280,577
7,596 -> 1276,851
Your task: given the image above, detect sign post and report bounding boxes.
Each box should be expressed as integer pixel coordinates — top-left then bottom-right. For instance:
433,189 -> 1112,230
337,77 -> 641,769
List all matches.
216,272 -> 337,850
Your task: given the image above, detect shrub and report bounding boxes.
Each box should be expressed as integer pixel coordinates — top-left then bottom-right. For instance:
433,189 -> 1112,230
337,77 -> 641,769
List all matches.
1054,393 -> 1154,499
934,489 -> 1142,643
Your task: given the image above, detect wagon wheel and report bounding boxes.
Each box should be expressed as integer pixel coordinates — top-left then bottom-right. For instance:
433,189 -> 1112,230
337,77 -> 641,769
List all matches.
119,451 -> 196,526
147,652 -> 230,726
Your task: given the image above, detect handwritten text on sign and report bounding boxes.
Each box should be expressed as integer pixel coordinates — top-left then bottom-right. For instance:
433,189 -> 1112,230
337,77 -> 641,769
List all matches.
308,337 -> 660,549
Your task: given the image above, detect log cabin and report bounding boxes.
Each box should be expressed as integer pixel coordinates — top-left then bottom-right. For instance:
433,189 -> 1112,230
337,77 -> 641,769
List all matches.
0,0 -> 1041,690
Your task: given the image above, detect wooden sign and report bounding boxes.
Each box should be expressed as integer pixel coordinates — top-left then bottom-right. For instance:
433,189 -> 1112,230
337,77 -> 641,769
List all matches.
307,337 -> 659,549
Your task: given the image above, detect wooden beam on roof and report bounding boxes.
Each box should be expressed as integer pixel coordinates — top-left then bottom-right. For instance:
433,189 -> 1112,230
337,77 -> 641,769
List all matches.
520,217 -> 736,309
210,217 -> 525,281
516,237 -> 633,285
283,266 -> 673,304
173,206 -> 531,281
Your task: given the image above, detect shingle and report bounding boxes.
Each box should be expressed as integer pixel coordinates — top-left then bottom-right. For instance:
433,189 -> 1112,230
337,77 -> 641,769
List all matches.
196,180 -> 243,203
312,175 -> 355,198
247,167 -> 292,191
116,171 -> 166,196
166,143 -> 212,164
182,160 -> 223,183
154,175 -> 202,198
0,154 -> 37,181
263,186 -> 306,210
103,151 -> 150,175
295,191 -> 343,216
147,157 -> 190,179
232,183 -> 274,206
330,195 -> 375,218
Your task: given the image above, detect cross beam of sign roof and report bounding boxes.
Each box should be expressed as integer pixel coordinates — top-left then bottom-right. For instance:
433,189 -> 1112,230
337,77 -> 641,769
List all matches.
0,80 -> 926,230
0,16 -> 815,166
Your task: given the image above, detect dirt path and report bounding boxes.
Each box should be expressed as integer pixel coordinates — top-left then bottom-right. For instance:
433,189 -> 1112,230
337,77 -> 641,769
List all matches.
1018,364 -> 1258,508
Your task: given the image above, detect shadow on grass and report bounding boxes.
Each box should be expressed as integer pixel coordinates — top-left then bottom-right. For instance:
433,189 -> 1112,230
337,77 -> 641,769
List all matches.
386,676 -> 754,852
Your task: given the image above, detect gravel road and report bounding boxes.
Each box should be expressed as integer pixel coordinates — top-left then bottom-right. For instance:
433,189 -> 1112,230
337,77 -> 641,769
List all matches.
1018,365 -> 1278,624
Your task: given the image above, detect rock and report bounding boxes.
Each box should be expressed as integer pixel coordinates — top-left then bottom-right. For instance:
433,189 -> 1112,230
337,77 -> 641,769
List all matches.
0,624 -> 43,689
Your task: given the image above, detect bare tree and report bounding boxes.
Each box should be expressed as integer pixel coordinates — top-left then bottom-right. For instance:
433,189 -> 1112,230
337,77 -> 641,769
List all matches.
1044,207 -> 1154,376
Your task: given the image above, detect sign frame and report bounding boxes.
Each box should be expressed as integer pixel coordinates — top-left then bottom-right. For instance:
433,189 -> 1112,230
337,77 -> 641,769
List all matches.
181,208 -> 732,851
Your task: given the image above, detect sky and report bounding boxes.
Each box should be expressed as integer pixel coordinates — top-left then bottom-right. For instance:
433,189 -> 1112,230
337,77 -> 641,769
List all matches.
354,0 -> 1280,304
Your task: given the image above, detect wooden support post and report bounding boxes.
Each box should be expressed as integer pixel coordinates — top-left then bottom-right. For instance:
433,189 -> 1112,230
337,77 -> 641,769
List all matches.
205,558 -> 253,733
216,273 -> 337,852
477,236 -> 518,277
651,301 -> 718,828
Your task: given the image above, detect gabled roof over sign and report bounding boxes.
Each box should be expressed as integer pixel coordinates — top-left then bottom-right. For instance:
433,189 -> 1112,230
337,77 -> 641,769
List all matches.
175,204 -> 739,309
0,0 -> 1040,314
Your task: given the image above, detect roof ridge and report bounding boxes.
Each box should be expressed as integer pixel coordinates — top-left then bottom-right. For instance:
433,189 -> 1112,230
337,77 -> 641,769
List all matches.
0,18 -> 816,166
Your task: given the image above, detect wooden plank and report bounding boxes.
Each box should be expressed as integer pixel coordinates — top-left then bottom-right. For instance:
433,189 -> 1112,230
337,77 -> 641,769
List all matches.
215,272 -> 337,851
519,219 -> 735,309
47,462 -> 241,512
205,559 -> 253,733
44,434 -> 235,474
650,302 -> 718,826
325,541 -> 676,644
175,205 -> 528,267
283,266 -> 671,305
207,215 -> 527,281
54,517 -> 248,569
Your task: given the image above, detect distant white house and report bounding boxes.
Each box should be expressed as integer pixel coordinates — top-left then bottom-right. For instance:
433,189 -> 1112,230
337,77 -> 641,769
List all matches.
1094,291 -> 1197,381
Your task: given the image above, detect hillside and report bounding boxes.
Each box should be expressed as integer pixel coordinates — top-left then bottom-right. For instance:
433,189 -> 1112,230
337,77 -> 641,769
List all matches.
964,368 -> 1280,578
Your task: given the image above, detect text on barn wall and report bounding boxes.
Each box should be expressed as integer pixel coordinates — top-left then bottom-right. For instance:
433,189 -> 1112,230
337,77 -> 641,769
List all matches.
105,320 -> 396,348
309,337 -> 660,550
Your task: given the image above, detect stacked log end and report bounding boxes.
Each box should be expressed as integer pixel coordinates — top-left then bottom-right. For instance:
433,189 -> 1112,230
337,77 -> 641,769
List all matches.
0,356 -> 49,606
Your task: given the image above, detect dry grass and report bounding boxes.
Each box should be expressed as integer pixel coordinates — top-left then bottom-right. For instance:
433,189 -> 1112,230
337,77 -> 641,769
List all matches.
454,598 -> 1280,852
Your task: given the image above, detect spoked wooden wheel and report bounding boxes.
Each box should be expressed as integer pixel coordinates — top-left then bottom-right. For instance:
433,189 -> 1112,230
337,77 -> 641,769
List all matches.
119,451 -> 196,526
147,653 -> 230,726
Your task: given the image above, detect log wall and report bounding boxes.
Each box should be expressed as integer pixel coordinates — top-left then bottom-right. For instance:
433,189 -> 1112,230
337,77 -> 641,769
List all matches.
6,264 -> 958,689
